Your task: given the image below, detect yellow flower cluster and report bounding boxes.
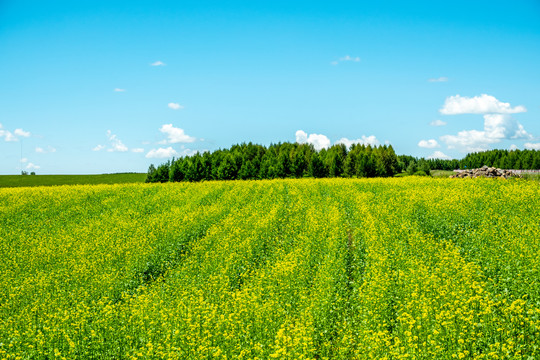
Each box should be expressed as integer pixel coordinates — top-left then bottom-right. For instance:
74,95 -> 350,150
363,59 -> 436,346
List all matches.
0,177 -> 538,359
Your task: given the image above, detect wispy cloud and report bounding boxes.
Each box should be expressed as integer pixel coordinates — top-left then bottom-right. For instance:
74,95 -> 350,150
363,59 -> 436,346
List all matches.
150,61 -> 166,66
25,163 -> 40,170
131,148 -> 144,153
35,146 -> 56,154
114,88 -> 126,92
430,119 -> 447,127
331,55 -> 361,65
168,102 -> 184,110
106,130 -> 128,152
440,94 -> 526,115
428,77 -> 448,83
93,131 -> 129,152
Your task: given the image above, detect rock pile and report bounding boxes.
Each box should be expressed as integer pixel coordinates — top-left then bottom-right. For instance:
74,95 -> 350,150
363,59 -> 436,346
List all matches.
451,165 -> 520,179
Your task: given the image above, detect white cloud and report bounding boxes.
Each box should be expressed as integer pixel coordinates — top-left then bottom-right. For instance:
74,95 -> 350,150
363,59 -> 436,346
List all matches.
418,139 -> 440,148
525,142 -> 540,150
151,61 -> 166,66
428,77 -> 448,83
0,124 -> 29,142
509,144 -> 519,151
93,144 -> 106,151
14,128 -> 30,137
159,124 -> 196,144
440,114 -> 532,152
430,119 -> 447,126
36,146 -> 56,154
331,55 -> 361,65
427,151 -> 451,160
146,147 -> 179,159
0,129 -> 17,142
440,94 -> 526,115
340,55 -> 360,62
114,88 -> 126,92
20,157 -> 28,163
168,102 -> 184,110
295,130 -> 331,151
336,135 -> 381,148
106,130 -> 128,152
131,148 -> 145,153
25,163 -> 40,170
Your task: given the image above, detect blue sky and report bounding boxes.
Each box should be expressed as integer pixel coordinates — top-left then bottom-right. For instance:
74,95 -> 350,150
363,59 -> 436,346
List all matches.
1,0 -> 539,174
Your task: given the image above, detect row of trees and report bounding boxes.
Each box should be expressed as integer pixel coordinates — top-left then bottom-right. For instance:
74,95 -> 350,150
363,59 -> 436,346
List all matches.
146,145 -> 540,183
397,149 -> 540,172
146,142 -> 400,183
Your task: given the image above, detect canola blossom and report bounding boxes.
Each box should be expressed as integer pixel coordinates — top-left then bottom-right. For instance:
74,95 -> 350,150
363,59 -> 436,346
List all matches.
0,178 -> 539,359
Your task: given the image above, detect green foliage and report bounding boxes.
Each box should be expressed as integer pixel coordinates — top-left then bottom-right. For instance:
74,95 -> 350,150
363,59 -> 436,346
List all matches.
2,179 -> 540,358
146,141 -> 401,183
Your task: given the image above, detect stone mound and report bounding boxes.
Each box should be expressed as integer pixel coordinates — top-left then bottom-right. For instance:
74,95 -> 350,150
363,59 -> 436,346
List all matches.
451,165 -> 521,179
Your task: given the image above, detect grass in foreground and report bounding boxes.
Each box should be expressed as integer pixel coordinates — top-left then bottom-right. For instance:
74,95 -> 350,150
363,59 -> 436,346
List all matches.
1,178 -> 539,359
0,173 -> 146,188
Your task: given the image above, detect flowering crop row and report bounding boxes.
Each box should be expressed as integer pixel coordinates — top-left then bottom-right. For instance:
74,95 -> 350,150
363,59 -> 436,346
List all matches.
0,178 -> 538,359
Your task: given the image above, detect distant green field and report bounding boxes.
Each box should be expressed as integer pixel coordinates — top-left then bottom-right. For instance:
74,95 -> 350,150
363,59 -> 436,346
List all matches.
0,173 -> 146,187
430,170 -> 455,177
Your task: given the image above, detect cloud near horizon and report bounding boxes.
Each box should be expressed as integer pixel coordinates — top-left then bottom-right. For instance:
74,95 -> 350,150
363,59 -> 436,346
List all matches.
525,142 -> 540,150
295,130 -> 331,150
336,135 -> 381,147
296,130 -> 382,150
440,114 -> 532,152
427,151 -> 451,160
25,162 -> 40,170
435,94 -> 535,153
146,147 -> 178,159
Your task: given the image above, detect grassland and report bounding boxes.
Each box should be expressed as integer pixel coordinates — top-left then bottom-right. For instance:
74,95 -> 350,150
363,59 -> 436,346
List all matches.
0,173 -> 146,188
1,178 -> 539,359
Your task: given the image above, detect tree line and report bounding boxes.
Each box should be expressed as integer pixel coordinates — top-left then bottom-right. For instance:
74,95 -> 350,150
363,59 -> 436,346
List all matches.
146,144 -> 540,183
146,142 -> 400,183
397,149 -> 540,173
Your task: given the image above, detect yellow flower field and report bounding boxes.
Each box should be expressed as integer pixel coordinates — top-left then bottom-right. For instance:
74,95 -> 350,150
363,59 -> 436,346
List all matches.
0,178 -> 539,359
